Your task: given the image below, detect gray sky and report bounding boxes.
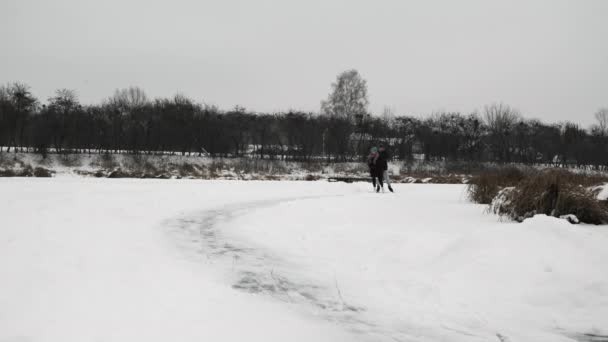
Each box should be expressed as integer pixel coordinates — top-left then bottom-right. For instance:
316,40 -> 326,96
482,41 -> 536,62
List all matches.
1,0 -> 607,125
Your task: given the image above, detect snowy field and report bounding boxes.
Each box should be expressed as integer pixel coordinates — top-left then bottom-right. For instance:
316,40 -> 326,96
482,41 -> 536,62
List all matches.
1,178 -> 607,342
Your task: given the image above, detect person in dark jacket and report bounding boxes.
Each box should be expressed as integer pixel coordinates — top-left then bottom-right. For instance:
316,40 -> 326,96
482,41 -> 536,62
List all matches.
377,145 -> 394,192
369,146 -> 385,192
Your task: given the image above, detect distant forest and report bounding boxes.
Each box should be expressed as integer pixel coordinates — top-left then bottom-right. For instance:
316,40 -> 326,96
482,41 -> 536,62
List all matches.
1,71 -> 607,167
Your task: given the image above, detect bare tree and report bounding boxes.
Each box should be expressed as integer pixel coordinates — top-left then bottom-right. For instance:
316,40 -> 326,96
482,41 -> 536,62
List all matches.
381,106 -> 397,124
47,89 -> 80,153
103,87 -> 149,152
321,69 -> 369,122
108,86 -> 148,113
49,89 -> 79,111
483,103 -> 521,131
1,83 -> 38,152
594,108 -> 608,136
483,103 -> 521,162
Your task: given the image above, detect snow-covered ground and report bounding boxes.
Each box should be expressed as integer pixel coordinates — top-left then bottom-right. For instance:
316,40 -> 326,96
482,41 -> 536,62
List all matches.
1,178 -> 607,342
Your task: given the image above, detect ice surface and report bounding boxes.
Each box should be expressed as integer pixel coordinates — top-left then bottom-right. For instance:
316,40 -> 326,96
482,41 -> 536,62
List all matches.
1,178 -> 607,342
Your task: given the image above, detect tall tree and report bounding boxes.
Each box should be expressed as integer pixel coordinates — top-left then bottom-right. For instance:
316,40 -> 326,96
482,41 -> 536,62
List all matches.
321,69 -> 369,122
320,70 -> 369,160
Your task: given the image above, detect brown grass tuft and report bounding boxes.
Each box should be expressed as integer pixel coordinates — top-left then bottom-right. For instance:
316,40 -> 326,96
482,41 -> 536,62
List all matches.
33,167 -> 53,177
304,174 -> 321,181
483,168 -> 608,224
467,167 -> 527,204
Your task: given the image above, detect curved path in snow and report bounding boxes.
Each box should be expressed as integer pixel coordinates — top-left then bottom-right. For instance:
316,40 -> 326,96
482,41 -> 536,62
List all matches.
166,194 -> 410,342
165,187 -> 608,342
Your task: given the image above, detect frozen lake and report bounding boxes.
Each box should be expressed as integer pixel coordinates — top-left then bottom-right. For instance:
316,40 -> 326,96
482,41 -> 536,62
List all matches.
1,178 -> 607,342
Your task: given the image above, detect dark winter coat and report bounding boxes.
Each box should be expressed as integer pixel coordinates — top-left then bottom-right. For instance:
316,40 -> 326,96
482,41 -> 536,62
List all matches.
377,150 -> 389,171
368,153 -> 379,177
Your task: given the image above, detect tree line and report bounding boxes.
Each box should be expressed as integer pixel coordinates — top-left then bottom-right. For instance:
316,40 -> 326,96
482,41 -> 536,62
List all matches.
1,70 -> 607,168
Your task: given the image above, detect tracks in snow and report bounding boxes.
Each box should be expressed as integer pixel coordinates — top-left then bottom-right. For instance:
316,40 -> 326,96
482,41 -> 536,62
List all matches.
165,194 -> 414,342
166,194 -> 592,342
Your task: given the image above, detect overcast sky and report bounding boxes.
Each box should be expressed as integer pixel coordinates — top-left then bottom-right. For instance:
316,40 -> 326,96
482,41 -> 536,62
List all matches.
1,0 -> 607,125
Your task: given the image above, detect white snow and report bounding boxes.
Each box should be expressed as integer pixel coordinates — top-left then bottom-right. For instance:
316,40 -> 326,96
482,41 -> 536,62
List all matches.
1,178 -> 607,342
0,179 -> 361,342
594,183 -> 608,201
213,185 -> 608,341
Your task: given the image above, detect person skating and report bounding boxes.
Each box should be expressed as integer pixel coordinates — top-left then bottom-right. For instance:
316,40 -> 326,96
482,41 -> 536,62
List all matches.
377,145 -> 394,193
370,146 -> 384,193
367,147 -> 379,190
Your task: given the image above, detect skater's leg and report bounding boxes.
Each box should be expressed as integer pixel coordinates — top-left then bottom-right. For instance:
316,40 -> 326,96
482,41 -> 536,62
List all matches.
370,170 -> 376,188
376,170 -> 384,192
383,170 -> 391,186
384,170 -> 393,192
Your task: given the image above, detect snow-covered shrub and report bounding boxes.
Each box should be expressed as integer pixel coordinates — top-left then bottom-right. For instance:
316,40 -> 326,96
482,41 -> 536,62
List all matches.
33,167 -> 53,177
304,174 -> 321,181
489,186 -> 515,215
559,214 -> 580,224
107,168 -> 133,178
488,169 -> 608,224
0,168 -> 16,177
332,162 -> 368,175
176,163 -> 201,178
94,153 -> 119,170
57,154 -> 82,167
229,158 -> 289,176
2,164 -> 36,177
